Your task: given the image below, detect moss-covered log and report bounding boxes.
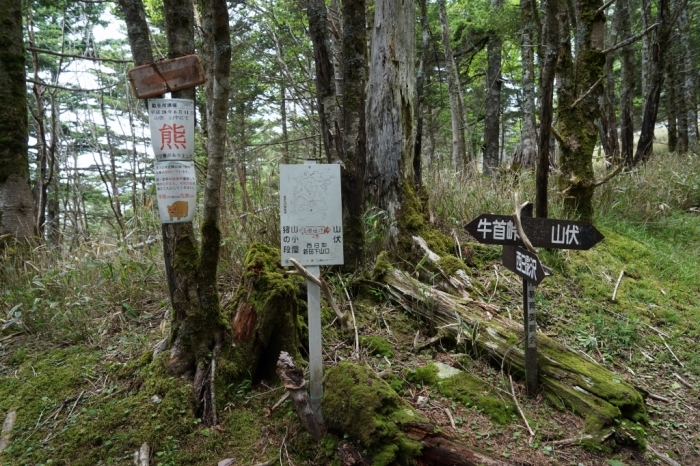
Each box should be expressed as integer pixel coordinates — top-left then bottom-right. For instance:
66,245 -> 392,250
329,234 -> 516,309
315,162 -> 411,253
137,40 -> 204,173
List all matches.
323,362 -> 520,466
376,267 -> 648,446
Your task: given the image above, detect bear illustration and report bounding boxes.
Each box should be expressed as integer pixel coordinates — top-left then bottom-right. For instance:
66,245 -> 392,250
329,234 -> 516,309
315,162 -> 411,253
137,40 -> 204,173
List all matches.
167,201 -> 189,221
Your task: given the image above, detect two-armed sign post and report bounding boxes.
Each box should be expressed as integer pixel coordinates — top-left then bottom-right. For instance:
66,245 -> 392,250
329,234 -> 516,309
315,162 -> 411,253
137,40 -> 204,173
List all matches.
465,204 -> 604,396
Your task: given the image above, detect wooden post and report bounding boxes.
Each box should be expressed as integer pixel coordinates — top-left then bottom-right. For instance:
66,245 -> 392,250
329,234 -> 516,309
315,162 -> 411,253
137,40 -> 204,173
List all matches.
306,265 -> 325,423
521,203 -> 538,396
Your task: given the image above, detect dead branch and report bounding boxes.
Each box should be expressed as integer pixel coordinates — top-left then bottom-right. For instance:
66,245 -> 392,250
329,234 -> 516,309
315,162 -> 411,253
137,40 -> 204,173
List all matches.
276,351 -> 325,441
287,258 -> 349,330
603,24 -> 660,54
612,270 -> 624,301
512,194 -> 536,253
592,163 -> 624,188
571,77 -> 604,109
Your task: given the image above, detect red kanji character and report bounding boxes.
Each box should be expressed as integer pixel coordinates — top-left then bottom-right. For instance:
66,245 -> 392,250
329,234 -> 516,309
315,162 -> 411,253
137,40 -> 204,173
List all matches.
159,124 -> 187,150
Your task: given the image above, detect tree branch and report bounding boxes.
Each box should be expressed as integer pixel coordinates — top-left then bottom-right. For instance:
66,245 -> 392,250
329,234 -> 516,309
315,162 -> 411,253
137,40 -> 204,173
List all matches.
603,24 -> 659,54
592,163 -> 623,187
25,46 -> 132,64
571,77 -> 604,108
287,258 -> 350,330
27,78 -> 116,93
595,0 -> 617,16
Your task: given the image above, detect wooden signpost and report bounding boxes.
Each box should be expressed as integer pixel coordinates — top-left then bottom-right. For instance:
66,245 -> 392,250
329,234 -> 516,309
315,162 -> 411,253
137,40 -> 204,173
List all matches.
465,204 -> 604,396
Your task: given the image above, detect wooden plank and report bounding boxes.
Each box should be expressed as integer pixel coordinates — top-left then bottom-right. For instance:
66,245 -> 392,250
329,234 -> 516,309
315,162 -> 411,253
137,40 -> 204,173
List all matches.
127,55 -> 205,99
464,214 -> 604,250
502,245 -> 546,286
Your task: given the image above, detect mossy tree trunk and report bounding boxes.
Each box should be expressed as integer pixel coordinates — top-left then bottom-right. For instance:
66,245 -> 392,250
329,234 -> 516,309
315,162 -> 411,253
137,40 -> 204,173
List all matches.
0,0 -> 36,239
118,0 -> 231,424
339,0 -> 367,269
378,268 -> 647,443
555,0 -> 606,221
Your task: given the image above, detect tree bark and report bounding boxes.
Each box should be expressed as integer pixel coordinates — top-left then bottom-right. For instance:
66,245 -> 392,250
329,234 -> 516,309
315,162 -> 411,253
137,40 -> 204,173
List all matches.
598,5 -> 619,162
0,0 -> 36,239
556,0 -> 605,221
365,0 -> 415,243
307,0 -> 339,163
535,0 -> 559,219
414,0 -> 430,185
617,0 -> 635,165
678,6 -> 698,145
665,43 -> 679,154
340,0 -> 367,269
516,0 -> 538,171
438,0 -> 467,172
483,0 -> 503,175
378,267 -> 647,438
633,0 -> 668,166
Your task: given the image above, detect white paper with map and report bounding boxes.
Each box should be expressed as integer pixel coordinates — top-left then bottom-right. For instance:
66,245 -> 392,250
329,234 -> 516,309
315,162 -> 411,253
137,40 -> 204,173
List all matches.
279,162 -> 343,266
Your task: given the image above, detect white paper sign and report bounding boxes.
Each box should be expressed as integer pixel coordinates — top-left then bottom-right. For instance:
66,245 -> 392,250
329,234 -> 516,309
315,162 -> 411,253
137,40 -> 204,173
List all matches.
155,161 -> 197,223
148,99 -> 195,161
280,163 -> 343,266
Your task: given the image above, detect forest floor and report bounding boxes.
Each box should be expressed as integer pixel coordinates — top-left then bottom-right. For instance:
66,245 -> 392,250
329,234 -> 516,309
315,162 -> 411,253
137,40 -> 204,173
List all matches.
1,154 -> 699,466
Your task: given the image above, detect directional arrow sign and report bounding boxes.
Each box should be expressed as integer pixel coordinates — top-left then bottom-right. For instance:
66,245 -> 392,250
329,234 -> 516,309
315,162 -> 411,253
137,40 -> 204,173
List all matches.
465,214 -> 604,250
502,246 -> 547,286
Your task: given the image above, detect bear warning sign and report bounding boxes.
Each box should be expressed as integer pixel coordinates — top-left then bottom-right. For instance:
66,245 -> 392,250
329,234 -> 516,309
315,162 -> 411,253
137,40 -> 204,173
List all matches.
154,161 -> 196,223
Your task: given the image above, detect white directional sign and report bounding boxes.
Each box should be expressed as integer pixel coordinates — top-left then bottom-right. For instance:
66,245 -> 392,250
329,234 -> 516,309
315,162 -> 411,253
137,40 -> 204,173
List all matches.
154,161 -> 197,223
148,99 -> 195,161
279,162 -> 343,266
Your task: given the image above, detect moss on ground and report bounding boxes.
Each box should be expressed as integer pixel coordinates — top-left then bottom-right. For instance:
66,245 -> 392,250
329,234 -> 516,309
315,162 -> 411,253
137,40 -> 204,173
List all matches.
359,335 -> 393,357
407,362 -> 516,425
322,362 -> 426,466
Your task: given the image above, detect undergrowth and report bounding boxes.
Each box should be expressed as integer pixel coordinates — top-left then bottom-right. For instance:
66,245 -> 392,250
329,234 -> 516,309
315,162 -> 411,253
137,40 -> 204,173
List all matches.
0,152 -> 698,464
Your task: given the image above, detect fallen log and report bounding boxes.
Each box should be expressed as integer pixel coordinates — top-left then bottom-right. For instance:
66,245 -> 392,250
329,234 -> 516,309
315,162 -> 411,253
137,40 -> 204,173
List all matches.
374,266 -> 647,444
323,362 -> 522,466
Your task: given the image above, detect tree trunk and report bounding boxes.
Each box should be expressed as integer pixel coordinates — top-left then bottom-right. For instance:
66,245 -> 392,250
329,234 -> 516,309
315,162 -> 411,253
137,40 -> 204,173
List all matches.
307,0 -> 339,163
640,0 -> 652,100
340,0 -> 367,269
598,6 -> 619,163
378,267 -> 647,439
0,0 -> 35,239
483,0 -> 503,175
118,0 -> 231,425
438,0 -> 467,172
516,0 -> 537,171
678,6 -> 698,145
414,0 -> 430,185
618,0 -> 635,165
665,43 -> 679,153
633,0 -> 668,166
365,0 -> 415,243
535,0 -> 559,219
556,0 -> 605,221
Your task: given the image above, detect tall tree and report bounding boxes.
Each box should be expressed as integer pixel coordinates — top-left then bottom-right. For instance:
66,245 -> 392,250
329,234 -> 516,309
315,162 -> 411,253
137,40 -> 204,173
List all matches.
515,0 -> 538,171
365,0 -> 415,242
118,0 -> 231,424
555,0 -> 605,220
634,0 -> 669,165
678,4 -> 698,145
414,0 -> 430,185
482,0 -> 504,174
438,0 -> 467,172
618,0 -> 636,164
535,0 -> 558,218
339,0 -> 368,267
307,0 -> 340,163
0,0 -> 36,239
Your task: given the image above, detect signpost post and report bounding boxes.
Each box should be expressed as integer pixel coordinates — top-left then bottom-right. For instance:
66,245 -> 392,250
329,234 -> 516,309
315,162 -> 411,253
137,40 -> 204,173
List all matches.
465,204 -> 604,396
279,161 -> 343,423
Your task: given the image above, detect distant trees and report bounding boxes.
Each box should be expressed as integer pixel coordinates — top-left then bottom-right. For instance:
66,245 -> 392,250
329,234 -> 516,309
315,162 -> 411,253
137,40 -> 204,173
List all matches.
0,0 -> 36,239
